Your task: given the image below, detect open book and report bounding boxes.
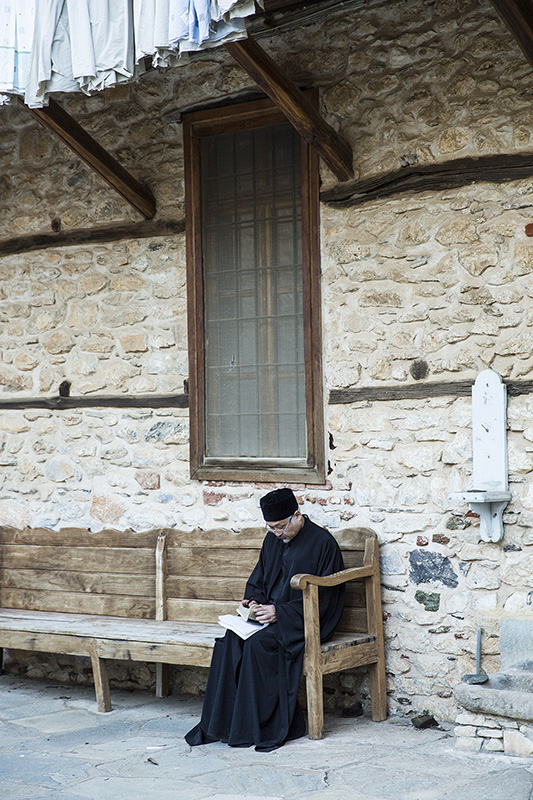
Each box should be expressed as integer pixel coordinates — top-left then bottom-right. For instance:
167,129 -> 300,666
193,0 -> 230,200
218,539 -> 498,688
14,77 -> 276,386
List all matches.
218,614 -> 268,640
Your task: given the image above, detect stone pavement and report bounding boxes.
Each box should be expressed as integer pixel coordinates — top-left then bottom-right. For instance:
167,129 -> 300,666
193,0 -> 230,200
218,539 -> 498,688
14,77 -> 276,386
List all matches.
2,674 -> 533,800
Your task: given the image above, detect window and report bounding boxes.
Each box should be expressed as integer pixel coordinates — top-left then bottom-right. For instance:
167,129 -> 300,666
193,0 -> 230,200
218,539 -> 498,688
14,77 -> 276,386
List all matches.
184,97 -> 324,483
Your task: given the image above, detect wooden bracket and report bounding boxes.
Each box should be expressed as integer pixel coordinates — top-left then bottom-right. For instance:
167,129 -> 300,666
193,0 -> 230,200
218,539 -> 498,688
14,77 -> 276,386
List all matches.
224,37 -> 353,182
490,0 -> 533,67
19,97 -> 156,219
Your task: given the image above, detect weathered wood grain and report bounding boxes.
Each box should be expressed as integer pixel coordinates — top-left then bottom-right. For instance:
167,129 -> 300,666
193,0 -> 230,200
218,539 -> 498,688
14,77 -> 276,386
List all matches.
0,527 -> 160,548
0,218 -> 184,259
1,590 -> 155,618
321,151 -> 533,206
0,393 -> 189,411
0,569 -> 154,597
1,545 -> 155,574
167,548 -> 259,577
166,575 -> 248,601
321,641 -> 379,674
167,598 -> 239,623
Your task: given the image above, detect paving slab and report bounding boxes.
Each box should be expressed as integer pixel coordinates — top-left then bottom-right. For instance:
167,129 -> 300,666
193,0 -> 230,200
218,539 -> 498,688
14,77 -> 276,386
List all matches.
2,674 -> 533,800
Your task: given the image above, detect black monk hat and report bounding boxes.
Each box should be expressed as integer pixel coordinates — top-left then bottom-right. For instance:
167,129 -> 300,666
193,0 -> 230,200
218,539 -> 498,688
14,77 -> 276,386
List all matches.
260,488 -> 299,522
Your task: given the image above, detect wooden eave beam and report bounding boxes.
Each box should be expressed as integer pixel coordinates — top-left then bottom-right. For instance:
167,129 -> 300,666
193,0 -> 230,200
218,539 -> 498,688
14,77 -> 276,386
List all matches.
224,37 -> 353,182
490,0 -> 533,68
19,97 -> 156,219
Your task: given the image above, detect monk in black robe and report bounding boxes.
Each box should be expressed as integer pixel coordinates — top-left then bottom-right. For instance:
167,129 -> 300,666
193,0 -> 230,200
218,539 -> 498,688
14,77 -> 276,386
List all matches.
185,488 -> 345,752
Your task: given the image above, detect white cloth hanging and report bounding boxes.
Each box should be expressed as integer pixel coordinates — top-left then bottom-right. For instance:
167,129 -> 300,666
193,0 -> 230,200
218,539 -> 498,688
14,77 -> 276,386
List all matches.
0,0 -> 35,95
1,0 -> 256,107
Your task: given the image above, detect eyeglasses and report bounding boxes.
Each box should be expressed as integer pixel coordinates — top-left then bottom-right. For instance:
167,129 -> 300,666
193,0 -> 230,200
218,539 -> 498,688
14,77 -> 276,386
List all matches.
265,515 -> 293,535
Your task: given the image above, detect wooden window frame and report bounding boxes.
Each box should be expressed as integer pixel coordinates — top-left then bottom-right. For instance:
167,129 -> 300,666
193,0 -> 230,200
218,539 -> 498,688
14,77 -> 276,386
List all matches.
183,96 -> 325,484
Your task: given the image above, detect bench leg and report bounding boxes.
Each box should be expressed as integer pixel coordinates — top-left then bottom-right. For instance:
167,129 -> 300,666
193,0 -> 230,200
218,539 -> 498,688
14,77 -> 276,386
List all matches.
0,647 -> 4,674
306,667 -> 324,740
369,659 -> 387,721
91,654 -> 112,712
155,663 -> 170,698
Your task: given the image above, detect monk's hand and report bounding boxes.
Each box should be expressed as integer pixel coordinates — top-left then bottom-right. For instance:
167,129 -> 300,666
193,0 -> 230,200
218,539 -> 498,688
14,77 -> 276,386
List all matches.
240,598 -> 253,608
254,604 -> 277,624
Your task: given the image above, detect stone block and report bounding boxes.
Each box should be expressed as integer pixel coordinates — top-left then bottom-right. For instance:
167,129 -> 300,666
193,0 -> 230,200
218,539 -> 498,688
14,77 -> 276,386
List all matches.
482,738 -> 504,752
504,730 -> 533,757
454,724 -> 476,737
135,471 -> 161,490
455,736 -> 482,751
90,495 -> 124,523
409,549 -> 459,588
478,727 -> 503,738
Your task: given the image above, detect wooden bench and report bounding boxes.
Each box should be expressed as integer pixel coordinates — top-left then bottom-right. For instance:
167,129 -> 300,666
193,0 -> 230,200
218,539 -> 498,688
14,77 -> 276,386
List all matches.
0,524 -> 386,739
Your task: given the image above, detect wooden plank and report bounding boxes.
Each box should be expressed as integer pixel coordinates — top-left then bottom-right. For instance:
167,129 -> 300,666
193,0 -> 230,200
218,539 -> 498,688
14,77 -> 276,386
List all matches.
320,632 -> 375,653
330,382 -> 474,404
0,527 -> 160,548
167,598 -> 238,623
337,607 -> 368,631
1,590 -> 155,618
167,548 -> 259,577
167,575 -> 248,601
0,629 -> 97,657
224,38 -> 352,181
364,537 -> 388,721
333,527 -> 376,550
0,609 -> 221,646
0,218 -> 184,259
303,582 -> 324,739
156,663 -> 170,697
155,535 -> 167,622
0,628 -> 216,668
0,569 -> 154,598
1,545 -> 155,574
95,638 -> 216,667
320,641 -> 379,675
166,528 -> 264,548
0,393 -> 189,412
91,654 -> 112,712
490,0 -> 533,69
20,98 -> 156,219
320,152 -> 533,206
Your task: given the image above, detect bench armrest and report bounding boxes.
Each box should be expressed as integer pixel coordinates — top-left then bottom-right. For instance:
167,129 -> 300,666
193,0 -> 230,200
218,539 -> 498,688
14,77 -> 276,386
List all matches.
290,565 -> 373,591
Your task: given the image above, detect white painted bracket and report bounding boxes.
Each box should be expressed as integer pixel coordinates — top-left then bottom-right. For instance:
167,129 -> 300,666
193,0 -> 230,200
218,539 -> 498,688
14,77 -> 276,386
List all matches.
448,370 -> 511,542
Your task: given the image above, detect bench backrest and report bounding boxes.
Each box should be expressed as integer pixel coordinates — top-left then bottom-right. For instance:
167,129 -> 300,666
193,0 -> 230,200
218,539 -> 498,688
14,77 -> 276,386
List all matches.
162,526 -> 377,633
0,527 -> 160,619
0,525 -> 378,633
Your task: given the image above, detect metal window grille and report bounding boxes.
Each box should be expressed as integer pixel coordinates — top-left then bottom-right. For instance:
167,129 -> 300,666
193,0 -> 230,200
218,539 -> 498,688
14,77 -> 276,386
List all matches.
201,122 -> 306,459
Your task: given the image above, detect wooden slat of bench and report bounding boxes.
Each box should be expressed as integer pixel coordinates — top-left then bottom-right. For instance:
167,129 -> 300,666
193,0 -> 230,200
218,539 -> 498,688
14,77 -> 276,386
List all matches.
167,598 -> 239,622
167,548 -> 258,577
321,632 -> 375,652
0,527 -> 160,548
0,624 -> 219,668
167,529 -> 264,548
321,641 -> 379,675
0,569 -> 154,597
0,608 -> 222,646
167,576 -> 247,601
0,629 -> 100,658
1,545 -> 155,574
0,590 -> 155,618
96,638 -> 217,667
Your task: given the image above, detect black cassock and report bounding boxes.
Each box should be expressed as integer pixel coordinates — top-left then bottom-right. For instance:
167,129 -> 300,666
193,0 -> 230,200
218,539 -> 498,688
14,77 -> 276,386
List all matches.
185,516 -> 345,751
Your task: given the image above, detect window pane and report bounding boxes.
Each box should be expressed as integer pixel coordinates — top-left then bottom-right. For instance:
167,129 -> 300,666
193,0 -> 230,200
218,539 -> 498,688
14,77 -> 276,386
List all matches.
201,123 -> 306,459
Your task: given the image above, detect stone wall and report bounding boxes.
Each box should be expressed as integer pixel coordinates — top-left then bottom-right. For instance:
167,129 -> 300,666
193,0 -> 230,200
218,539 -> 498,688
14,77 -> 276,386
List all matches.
2,0 -> 533,721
